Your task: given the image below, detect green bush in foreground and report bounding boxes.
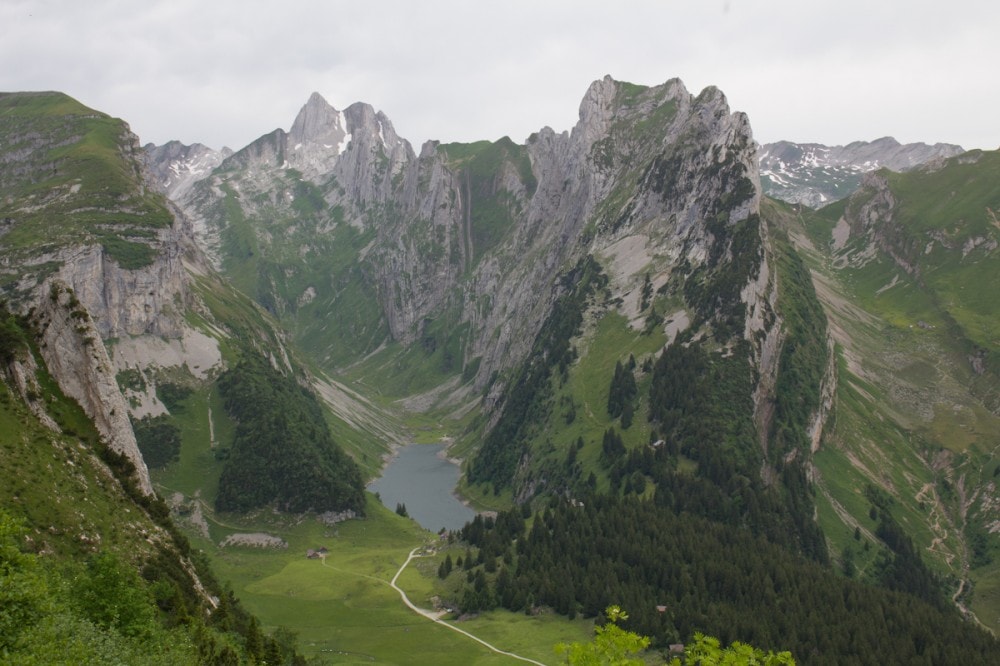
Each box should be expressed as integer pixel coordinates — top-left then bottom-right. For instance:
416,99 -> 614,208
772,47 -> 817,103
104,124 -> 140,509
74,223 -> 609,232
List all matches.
557,606 -> 795,666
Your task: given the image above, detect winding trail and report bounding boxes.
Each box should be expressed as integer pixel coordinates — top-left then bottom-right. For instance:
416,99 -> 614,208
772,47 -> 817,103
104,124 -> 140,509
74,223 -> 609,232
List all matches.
386,547 -> 548,666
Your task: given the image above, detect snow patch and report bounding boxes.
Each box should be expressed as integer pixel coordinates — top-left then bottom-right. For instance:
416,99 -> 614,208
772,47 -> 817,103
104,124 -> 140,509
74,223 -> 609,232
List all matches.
336,110 -> 352,155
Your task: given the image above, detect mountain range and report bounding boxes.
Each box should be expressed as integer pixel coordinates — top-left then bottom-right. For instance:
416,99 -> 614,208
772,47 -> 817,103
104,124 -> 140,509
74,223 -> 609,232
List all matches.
1,78 -> 999,663
758,136 -> 964,208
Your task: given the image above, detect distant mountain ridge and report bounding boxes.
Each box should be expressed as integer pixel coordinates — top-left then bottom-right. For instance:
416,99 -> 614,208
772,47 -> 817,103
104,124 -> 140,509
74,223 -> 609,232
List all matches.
143,139 -> 231,200
759,136 -> 963,208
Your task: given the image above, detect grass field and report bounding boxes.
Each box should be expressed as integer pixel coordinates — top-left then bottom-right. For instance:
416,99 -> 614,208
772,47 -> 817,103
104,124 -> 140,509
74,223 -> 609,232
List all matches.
152,386 -> 590,664
195,496 -> 589,664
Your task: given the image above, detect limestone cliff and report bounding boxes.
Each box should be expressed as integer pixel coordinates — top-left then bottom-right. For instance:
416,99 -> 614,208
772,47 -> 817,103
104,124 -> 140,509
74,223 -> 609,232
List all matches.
33,282 -> 153,495
163,76 -> 776,416
0,92 -> 232,495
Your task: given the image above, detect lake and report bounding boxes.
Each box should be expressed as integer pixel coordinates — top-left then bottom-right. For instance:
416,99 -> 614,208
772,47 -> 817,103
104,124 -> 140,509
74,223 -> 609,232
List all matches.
366,443 -> 475,533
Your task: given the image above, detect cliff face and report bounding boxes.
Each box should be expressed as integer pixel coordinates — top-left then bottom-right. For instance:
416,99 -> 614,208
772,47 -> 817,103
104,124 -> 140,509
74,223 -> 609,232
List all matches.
44,218 -> 191,340
0,92 -> 231,495
163,77 -> 775,412
33,282 -> 153,495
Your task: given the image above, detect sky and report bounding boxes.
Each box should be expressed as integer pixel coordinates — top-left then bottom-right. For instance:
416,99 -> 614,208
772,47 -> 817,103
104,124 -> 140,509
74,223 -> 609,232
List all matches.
2,0 -> 998,152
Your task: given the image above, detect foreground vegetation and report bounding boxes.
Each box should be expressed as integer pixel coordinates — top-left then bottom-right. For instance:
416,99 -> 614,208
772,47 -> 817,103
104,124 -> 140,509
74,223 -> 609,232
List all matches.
0,309 -> 303,664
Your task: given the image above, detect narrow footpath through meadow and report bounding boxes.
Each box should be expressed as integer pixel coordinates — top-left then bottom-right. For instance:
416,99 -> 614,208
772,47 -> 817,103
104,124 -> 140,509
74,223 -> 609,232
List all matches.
324,547 -> 549,665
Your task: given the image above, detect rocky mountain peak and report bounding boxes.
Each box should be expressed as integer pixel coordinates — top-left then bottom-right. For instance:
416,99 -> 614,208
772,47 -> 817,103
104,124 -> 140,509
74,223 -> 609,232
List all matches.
288,91 -> 345,146
575,75 -> 619,135
573,76 -> 692,149
341,101 -> 403,149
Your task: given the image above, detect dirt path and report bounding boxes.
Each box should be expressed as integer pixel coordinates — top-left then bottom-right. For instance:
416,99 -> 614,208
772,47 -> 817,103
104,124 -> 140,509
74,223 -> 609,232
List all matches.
206,393 -> 217,448
346,547 -> 546,666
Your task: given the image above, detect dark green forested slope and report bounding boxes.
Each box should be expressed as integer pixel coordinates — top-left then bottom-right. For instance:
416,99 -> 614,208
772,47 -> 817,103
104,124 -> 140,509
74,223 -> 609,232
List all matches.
467,227 -> 830,559
468,255 -> 608,489
215,354 -> 365,514
455,497 -> 997,665
451,209 -> 999,662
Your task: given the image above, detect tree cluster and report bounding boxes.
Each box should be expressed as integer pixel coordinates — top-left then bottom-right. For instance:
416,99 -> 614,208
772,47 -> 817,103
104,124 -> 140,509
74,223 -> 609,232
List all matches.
0,302 -> 28,364
606,356 -> 637,428
452,496 -> 997,664
769,232 -> 829,463
132,414 -> 182,469
215,355 -> 365,514
647,340 -> 826,561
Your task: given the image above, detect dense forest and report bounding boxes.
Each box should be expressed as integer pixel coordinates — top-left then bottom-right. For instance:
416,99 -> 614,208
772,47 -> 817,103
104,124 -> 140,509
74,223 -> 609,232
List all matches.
646,338 -> 827,561
452,496 -> 997,664
215,355 -> 365,514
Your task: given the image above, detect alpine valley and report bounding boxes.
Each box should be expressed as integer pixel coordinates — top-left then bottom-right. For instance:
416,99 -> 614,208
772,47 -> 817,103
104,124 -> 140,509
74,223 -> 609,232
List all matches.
1,77 -> 998,664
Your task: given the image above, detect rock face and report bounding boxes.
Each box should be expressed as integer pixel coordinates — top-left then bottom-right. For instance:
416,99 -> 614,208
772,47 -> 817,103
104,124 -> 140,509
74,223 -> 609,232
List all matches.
34,282 -> 153,495
160,77 -> 773,412
0,92 -> 235,495
44,224 -> 191,340
759,136 -> 963,208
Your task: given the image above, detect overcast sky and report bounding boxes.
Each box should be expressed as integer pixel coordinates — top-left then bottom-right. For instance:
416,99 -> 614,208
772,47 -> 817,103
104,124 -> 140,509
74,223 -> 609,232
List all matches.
2,1 -> 997,152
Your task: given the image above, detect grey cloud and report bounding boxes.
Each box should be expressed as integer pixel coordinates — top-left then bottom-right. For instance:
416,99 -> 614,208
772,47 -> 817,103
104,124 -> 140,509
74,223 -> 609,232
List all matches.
1,0 -> 997,151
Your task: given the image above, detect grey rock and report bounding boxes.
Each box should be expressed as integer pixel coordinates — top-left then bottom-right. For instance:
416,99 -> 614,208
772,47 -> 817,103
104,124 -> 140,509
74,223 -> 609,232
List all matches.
170,75 -> 771,419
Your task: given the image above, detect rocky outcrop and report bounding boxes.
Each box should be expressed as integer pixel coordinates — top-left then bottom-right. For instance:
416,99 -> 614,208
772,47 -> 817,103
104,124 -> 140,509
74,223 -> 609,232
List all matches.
5,351 -> 61,432
33,281 -> 153,495
839,171 -> 926,278
42,225 -> 190,340
0,94 -> 241,496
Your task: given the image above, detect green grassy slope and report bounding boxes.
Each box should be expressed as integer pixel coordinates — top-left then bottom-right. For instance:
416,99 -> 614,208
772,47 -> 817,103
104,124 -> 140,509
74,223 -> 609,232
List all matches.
0,92 -> 172,276
765,166 -> 1000,632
